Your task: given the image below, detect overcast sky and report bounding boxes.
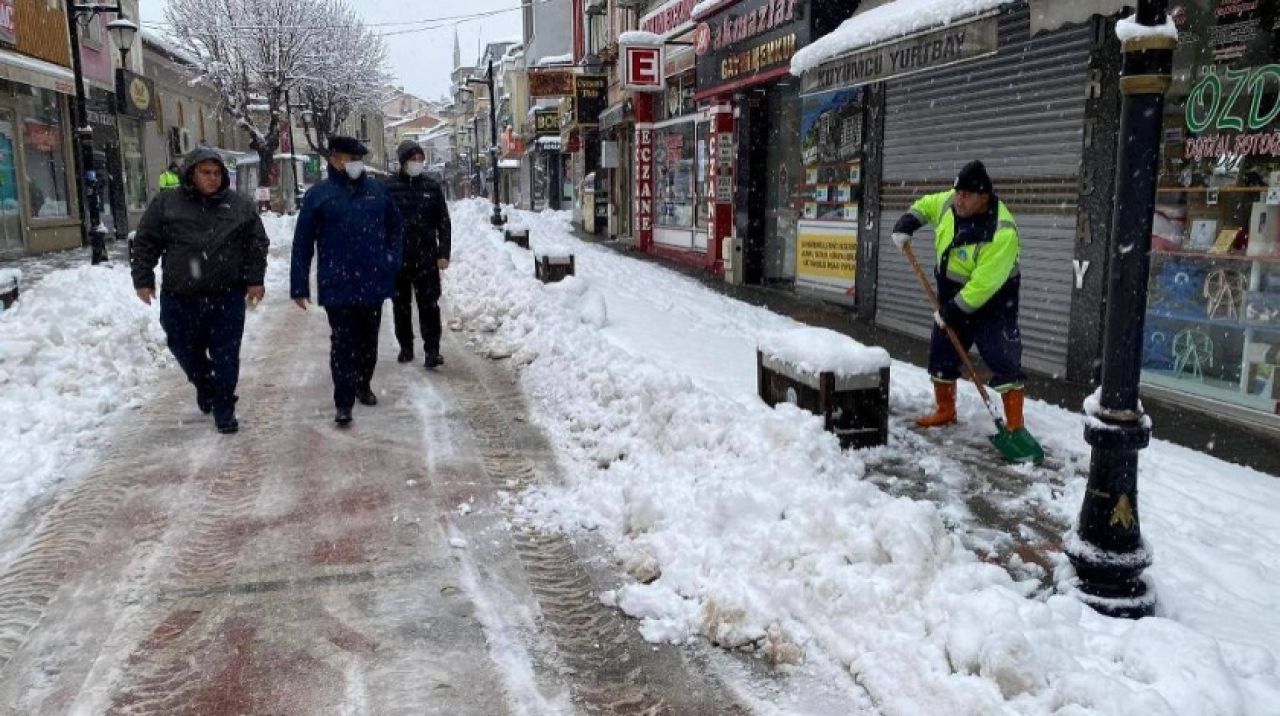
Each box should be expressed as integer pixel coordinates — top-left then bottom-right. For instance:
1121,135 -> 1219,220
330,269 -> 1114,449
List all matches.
137,0 -> 525,103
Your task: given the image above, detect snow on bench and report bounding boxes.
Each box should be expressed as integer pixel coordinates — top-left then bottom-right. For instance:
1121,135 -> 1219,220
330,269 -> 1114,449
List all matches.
757,327 -> 892,449
0,268 -> 21,310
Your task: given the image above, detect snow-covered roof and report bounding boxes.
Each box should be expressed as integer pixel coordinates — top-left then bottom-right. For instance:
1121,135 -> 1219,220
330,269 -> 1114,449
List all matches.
141,29 -> 200,66
1115,14 -> 1178,42
619,31 -> 664,46
791,0 -> 1016,76
498,159 -> 522,169
387,113 -> 441,130
536,136 -> 562,149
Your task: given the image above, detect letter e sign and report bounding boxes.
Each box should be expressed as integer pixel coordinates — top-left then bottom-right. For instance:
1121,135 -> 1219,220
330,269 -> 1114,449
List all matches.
625,46 -> 666,92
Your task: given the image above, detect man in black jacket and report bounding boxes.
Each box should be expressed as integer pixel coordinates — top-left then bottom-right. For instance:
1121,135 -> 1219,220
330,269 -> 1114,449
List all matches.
385,140 -> 451,368
131,148 -> 269,434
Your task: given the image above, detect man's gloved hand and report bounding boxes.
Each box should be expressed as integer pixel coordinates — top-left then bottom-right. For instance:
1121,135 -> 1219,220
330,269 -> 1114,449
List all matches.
892,232 -> 912,251
937,300 -> 968,328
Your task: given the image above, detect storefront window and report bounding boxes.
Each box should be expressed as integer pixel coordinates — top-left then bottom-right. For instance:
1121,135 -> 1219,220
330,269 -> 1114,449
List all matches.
19,88 -> 71,219
1144,1 -> 1280,414
120,118 -> 148,212
696,121 -> 710,229
655,122 -> 696,227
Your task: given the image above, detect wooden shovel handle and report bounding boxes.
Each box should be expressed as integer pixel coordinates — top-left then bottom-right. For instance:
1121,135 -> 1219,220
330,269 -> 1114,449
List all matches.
901,243 -> 998,414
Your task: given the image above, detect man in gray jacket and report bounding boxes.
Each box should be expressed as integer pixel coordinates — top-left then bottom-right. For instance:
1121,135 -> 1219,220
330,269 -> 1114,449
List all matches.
131,148 -> 269,434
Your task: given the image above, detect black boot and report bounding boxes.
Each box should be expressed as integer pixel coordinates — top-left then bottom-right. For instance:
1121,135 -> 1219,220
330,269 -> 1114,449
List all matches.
424,352 -> 443,369
196,390 -> 213,415
213,396 -> 238,433
397,345 -> 414,363
335,407 -> 353,426
355,385 -> 378,406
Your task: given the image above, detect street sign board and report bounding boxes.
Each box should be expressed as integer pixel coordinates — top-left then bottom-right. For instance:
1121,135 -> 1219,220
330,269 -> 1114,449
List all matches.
529,70 -> 575,98
624,45 -> 666,92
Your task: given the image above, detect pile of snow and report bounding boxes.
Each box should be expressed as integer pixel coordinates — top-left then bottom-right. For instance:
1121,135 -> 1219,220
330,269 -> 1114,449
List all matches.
535,53 -> 573,67
0,213 -> 295,532
443,198 -> 1280,713
0,265 -> 169,530
759,326 -> 891,378
1115,14 -> 1179,42
791,0 -> 1016,76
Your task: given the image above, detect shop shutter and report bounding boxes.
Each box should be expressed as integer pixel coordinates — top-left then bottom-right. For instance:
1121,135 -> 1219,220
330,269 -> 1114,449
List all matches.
875,8 -> 1091,376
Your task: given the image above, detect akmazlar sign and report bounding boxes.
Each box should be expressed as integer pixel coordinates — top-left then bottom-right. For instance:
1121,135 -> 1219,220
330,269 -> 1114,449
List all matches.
695,0 -> 855,100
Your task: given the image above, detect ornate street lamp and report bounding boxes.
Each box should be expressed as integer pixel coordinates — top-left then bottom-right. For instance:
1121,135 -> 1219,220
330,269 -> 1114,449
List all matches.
66,3 -> 136,265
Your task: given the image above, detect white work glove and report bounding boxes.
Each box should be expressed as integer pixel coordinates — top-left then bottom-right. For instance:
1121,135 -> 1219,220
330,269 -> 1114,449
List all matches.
892,232 -> 912,251
933,310 -> 946,329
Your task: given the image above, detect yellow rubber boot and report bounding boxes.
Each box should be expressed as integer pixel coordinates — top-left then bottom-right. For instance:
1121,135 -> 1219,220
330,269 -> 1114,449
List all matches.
1002,388 -> 1025,431
916,381 -> 958,428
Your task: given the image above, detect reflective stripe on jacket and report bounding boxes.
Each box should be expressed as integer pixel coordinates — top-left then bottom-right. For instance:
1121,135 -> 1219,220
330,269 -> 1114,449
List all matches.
907,189 -> 1020,312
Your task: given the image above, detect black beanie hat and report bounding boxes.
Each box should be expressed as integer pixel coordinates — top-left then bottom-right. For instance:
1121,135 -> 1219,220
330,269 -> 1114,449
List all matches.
954,160 -> 992,194
329,135 -> 368,157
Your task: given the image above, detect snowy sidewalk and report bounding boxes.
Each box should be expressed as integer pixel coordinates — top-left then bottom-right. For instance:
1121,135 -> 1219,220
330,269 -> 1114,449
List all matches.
445,199 -> 1280,715
0,219 -> 752,714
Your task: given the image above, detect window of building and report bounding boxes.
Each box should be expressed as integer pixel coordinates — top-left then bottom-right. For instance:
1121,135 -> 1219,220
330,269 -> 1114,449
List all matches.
654,121 -> 696,228
119,118 -> 148,211
19,87 -> 71,219
1143,0 -> 1280,416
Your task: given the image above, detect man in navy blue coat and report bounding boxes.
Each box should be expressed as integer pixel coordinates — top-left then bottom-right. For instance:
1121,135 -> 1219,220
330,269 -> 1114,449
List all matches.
290,136 -> 404,426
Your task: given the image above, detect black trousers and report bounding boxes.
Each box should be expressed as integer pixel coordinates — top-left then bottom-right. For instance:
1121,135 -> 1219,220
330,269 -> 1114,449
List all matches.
159,291 -> 245,418
324,305 -> 383,410
392,266 -> 442,355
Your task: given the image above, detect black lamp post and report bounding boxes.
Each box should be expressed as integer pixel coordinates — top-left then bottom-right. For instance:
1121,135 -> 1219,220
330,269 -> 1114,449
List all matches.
66,3 -> 136,265
469,61 -> 506,227
1065,0 -> 1174,620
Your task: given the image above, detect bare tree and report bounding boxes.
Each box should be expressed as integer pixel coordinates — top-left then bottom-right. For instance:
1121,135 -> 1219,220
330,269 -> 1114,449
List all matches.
164,0 -> 383,186
296,3 -> 391,156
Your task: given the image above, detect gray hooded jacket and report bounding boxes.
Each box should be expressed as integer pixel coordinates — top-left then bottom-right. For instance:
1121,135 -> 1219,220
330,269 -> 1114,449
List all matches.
131,148 -> 269,294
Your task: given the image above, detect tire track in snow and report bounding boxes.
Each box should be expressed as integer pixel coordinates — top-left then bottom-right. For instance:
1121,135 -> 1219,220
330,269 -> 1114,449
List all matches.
443,333 -> 749,716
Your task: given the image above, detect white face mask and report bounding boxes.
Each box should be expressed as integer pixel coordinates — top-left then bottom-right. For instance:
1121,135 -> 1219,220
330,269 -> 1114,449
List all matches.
344,161 -> 366,179
404,161 -> 425,177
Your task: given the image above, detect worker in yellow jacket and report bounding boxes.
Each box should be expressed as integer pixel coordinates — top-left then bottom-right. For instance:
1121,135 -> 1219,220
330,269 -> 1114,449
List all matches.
157,161 -> 181,190
891,160 -> 1027,431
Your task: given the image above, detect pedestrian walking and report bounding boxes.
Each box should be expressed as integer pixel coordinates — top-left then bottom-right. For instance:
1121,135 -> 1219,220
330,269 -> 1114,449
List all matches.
290,136 -> 403,426
385,140 -> 452,368
131,148 -> 269,434
891,160 -> 1028,431
157,161 -> 181,190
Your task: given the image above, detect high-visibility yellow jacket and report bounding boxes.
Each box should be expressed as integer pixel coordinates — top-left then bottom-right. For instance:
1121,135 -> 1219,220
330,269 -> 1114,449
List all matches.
158,170 -> 180,190
905,189 -> 1020,313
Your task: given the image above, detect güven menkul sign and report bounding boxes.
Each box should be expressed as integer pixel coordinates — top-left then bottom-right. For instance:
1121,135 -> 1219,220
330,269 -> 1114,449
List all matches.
801,15 -> 999,94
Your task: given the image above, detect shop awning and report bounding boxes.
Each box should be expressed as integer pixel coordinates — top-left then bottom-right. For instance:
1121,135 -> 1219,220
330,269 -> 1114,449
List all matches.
791,0 -> 1015,77
599,103 -> 627,132
0,50 -> 75,96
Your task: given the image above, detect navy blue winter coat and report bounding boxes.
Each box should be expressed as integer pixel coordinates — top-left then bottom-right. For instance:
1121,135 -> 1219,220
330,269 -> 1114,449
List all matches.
291,165 -> 404,306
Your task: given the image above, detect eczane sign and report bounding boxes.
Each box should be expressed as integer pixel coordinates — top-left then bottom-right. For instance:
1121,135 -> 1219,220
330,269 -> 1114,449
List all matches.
624,46 -> 665,91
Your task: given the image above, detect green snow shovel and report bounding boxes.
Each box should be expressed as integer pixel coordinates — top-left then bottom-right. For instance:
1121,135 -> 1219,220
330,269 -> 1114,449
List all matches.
902,244 -> 1045,465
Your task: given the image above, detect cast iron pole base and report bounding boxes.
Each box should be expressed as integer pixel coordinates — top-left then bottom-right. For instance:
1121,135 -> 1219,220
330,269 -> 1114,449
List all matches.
89,227 -> 109,265
1065,418 -> 1156,619
490,209 -> 506,227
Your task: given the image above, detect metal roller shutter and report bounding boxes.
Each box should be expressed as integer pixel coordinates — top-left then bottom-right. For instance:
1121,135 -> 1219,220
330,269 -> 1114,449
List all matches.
875,7 -> 1090,376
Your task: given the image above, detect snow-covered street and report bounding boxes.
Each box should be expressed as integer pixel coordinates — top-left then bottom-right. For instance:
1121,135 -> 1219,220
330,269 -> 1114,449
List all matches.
0,202 -> 1276,714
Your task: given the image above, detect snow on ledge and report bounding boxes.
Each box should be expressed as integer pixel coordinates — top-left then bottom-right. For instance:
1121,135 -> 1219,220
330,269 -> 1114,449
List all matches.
790,0 -> 1015,76
758,327 -> 891,378
536,53 -> 574,67
1115,14 -> 1179,42
618,30 -> 663,46
1082,387 -> 1152,431
691,0 -> 730,20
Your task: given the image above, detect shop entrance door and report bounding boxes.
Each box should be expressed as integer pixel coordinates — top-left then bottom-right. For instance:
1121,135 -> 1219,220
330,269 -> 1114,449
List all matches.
0,109 -> 23,255
764,82 -> 801,284
739,89 -> 769,284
